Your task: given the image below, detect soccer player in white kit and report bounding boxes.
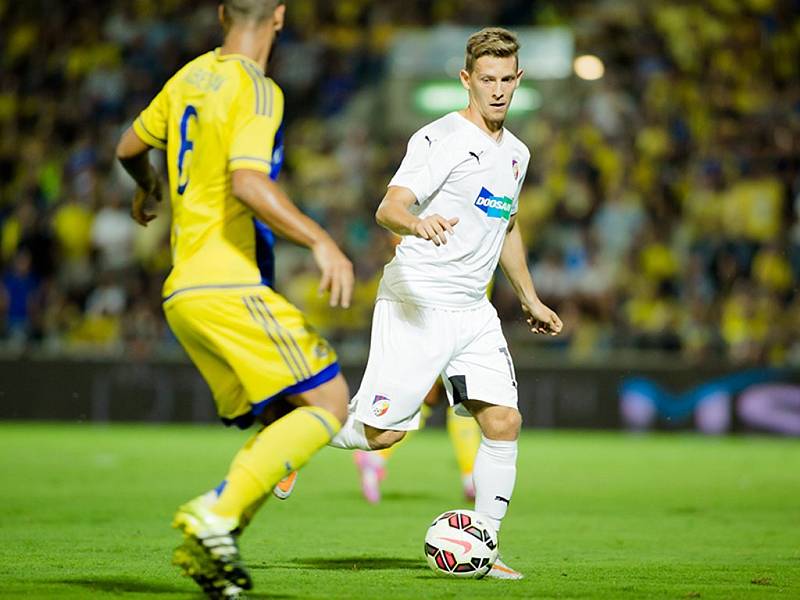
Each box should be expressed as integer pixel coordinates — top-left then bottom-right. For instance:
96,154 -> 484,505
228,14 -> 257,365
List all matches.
330,27 -> 562,579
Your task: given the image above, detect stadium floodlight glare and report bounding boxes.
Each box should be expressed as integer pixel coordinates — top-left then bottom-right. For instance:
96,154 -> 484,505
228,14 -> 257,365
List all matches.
388,27 -> 571,130
391,26 -> 574,79
413,81 -> 542,117
574,54 -> 605,80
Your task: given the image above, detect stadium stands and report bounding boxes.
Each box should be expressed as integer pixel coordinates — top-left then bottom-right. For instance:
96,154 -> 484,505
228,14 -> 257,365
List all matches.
0,1 -> 798,366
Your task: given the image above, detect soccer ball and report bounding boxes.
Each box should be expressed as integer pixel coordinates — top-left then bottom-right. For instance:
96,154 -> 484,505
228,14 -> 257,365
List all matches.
424,509 -> 498,578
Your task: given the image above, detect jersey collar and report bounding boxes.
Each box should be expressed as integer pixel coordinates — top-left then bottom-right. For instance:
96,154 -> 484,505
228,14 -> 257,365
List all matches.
454,111 -> 505,146
214,48 -> 264,73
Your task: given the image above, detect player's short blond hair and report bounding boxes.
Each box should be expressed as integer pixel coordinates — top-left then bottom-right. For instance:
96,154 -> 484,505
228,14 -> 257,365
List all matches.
465,27 -> 520,73
222,0 -> 284,26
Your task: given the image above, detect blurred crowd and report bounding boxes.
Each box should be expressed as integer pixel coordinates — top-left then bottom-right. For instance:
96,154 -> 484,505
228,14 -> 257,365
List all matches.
0,0 -> 798,366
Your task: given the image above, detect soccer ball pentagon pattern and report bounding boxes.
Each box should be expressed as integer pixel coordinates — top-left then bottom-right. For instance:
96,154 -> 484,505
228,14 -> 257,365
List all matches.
424,509 -> 498,578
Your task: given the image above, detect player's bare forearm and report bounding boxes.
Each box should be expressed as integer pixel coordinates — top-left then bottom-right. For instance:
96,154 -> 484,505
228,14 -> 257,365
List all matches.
375,186 -> 420,236
116,127 -> 159,191
116,127 -> 162,226
376,186 -> 459,245
499,217 -> 539,305
231,169 -> 332,249
233,169 -> 354,307
500,217 -> 563,335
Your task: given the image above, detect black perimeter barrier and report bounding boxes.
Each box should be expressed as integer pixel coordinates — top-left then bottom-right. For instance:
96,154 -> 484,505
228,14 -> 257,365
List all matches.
2,354 -> 798,435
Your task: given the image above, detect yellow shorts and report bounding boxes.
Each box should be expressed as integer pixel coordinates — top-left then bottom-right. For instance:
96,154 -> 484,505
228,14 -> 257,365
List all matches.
163,284 -> 339,428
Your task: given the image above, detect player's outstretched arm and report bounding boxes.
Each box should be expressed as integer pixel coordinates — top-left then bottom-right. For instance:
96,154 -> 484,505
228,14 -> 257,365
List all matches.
499,215 -> 562,336
116,127 -> 162,227
231,169 -> 354,308
376,186 -> 459,246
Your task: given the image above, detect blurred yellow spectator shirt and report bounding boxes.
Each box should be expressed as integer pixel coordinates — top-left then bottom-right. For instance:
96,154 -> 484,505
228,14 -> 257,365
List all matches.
721,177 -> 782,242
53,200 -> 93,261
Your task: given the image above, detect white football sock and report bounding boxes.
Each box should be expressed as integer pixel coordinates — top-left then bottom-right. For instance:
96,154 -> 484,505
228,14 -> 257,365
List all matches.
328,414 -> 371,450
473,435 -> 517,533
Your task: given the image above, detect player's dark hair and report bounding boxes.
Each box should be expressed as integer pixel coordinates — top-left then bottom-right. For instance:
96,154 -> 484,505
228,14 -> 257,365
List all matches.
222,0 -> 284,27
465,27 -> 520,72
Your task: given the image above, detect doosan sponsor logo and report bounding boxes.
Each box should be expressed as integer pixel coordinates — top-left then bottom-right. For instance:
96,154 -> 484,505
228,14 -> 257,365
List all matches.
474,186 -> 512,219
475,196 -> 512,211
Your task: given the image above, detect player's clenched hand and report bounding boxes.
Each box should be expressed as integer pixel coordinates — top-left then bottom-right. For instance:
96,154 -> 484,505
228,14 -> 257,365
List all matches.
312,239 -> 354,308
521,299 -> 562,336
130,178 -> 162,227
412,214 -> 459,246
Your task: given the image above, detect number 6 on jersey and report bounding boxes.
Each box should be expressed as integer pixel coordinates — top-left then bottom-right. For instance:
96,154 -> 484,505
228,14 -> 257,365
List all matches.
177,105 -> 198,195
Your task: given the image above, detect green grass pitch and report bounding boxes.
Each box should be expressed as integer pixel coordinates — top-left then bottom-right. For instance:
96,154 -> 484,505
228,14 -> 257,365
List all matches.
0,423 -> 798,599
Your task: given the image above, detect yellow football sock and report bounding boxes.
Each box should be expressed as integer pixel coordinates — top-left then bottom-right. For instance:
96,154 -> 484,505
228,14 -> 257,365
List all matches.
420,402 -> 432,426
376,402 -> 432,461
238,494 -> 267,532
446,407 -> 480,476
376,446 -> 396,461
213,406 -> 341,521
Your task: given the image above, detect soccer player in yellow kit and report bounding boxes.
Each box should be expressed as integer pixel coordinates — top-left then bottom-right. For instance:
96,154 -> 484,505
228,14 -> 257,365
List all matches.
116,2 -> 352,598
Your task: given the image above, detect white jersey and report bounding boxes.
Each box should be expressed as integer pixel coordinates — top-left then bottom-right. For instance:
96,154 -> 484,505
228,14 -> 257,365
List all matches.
380,111 -> 530,308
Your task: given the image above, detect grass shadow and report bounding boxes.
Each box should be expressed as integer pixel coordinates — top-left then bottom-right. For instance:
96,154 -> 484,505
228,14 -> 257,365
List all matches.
50,577 -> 187,595
260,556 -> 426,572
325,490 -> 440,502
413,574 -> 509,583
53,577 -> 296,598
380,491 -> 440,501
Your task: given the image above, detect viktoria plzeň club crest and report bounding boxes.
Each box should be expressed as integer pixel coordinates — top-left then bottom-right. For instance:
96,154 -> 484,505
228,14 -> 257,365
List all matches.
474,187 -> 512,220
372,395 -> 390,417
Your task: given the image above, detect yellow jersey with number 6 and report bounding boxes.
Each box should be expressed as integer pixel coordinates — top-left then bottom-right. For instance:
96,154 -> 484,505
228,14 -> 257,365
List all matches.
133,49 -> 285,299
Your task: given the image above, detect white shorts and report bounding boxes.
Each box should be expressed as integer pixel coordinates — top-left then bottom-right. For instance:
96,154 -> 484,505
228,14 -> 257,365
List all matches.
352,298 -> 518,430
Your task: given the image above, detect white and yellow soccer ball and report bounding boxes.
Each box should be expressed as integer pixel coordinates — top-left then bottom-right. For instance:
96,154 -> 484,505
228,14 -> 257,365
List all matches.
424,509 -> 498,578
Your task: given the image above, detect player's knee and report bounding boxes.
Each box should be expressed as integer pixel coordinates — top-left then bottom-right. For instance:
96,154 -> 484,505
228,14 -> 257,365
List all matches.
324,399 -> 348,425
302,398 -> 348,425
289,373 -> 349,425
365,426 -> 406,450
305,398 -> 348,426
483,408 -> 521,441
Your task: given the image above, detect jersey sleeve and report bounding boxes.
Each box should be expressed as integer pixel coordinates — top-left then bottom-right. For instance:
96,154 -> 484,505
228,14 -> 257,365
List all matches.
132,86 -> 169,150
228,77 -> 284,174
511,153 -> 530,215
388,130 -> 458,203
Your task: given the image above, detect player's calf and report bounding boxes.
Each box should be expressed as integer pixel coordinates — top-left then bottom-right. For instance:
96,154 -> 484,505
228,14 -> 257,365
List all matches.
465,402 -> 521,441
328,417 -> 406,450
461,401 -> 520,540
364,425 -> 406,450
